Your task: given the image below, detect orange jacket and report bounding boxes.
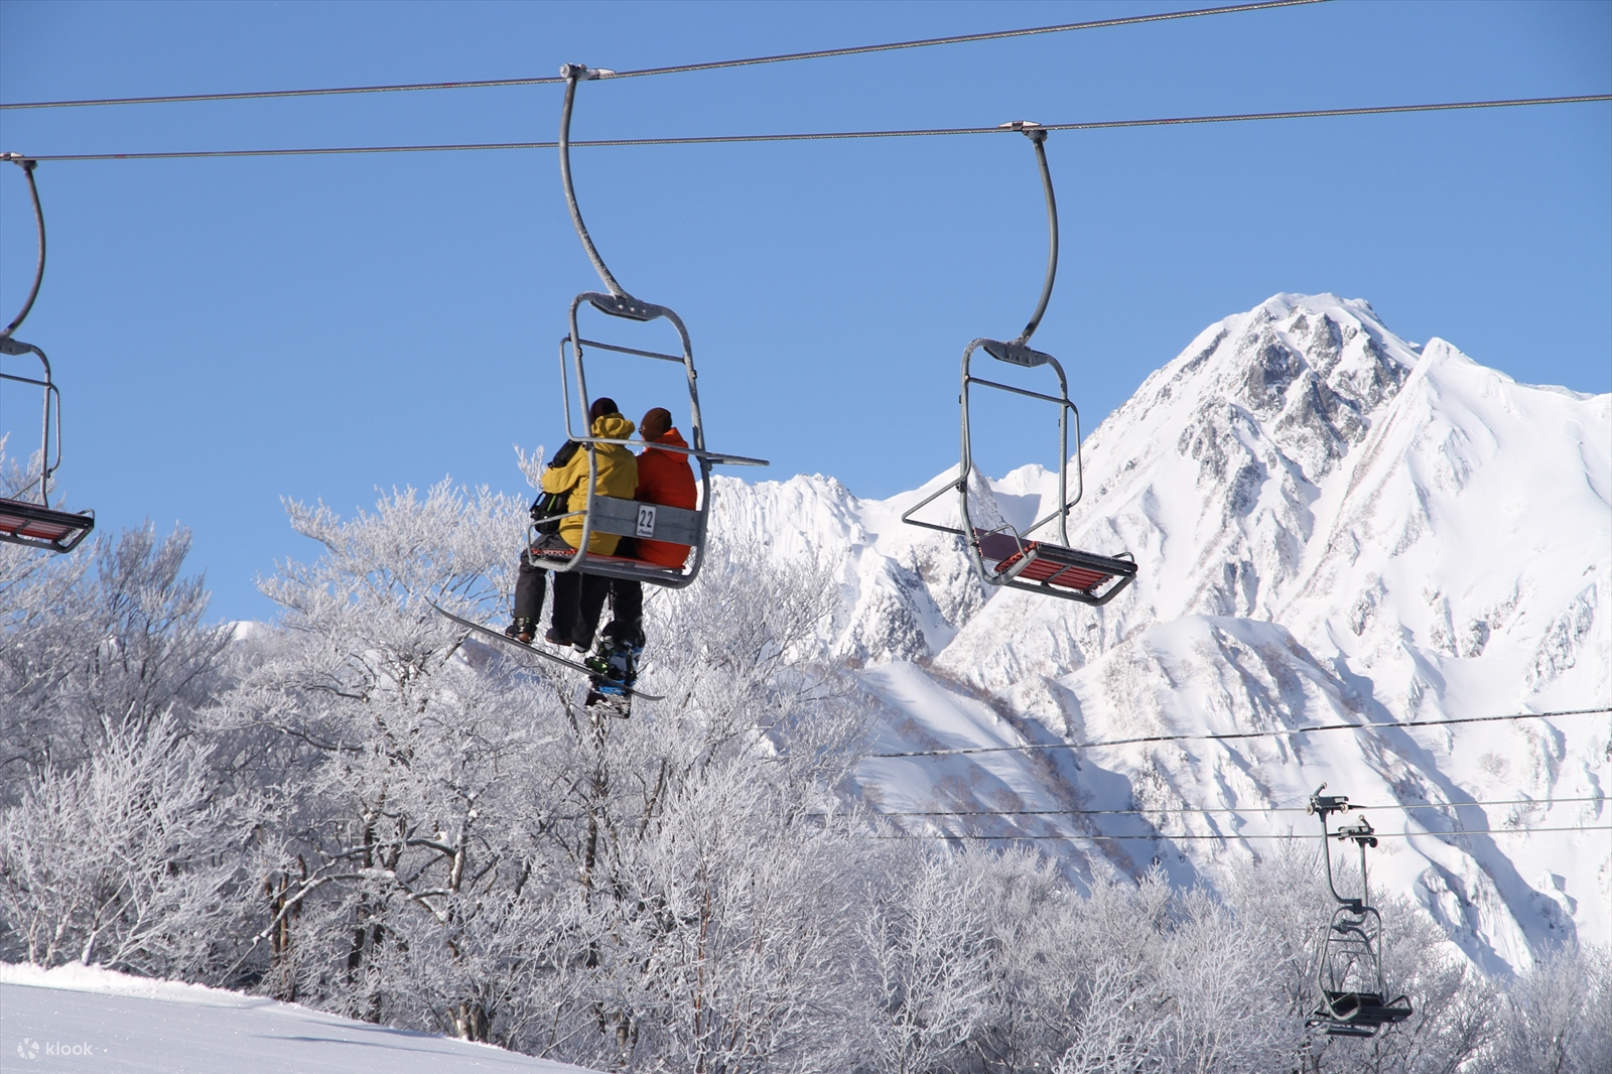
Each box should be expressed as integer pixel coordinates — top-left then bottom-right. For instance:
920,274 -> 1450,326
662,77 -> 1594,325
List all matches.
635,427 -> 697,567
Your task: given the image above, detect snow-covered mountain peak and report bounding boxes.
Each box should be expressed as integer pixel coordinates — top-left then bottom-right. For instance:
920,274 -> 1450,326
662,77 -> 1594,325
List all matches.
710,292 -> 1610,970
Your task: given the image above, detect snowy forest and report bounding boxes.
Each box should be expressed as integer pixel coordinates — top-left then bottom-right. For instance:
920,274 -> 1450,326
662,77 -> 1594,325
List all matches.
1,497 -> 1607,1074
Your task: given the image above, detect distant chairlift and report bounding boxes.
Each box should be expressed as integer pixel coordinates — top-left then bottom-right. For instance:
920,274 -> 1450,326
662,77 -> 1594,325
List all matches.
534,65 -> 766,589
901,124 -> 1134,605
1306,786 -> 1414,1038
0,154 -> 94,553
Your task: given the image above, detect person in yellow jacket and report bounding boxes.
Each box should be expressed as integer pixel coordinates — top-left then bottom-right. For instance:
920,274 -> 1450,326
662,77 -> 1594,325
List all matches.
507,397 -> 638,652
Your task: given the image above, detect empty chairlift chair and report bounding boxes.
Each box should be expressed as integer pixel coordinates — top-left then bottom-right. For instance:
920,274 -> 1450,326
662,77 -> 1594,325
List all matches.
901,124 -> 1134,605
0,154 -> 94,553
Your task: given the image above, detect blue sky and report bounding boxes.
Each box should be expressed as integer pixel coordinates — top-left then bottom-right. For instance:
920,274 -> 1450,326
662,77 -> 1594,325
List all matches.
2,0 -> 1608,623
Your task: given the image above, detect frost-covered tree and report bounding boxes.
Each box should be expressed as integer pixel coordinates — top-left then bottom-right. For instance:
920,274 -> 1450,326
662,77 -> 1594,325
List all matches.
0,523 -> 231,798
212,480 -> 541,1033
500,541 -> 871,1072
860,846 -> 995,1074
1482,944 -> 1609,1074
217,479 -> 873,1068
0,710 -> 262,978
955,858 -> 1294,1074
1,523 -> 255,981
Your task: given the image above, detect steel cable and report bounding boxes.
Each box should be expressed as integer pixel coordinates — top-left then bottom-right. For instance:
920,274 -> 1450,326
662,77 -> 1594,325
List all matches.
15,94 -> 1608,163
866,705 -> 1611,761
0,1 -> 1329,111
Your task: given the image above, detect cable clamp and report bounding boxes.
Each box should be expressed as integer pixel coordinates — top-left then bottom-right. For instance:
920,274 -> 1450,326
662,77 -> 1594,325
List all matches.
998,119 -> 1047,144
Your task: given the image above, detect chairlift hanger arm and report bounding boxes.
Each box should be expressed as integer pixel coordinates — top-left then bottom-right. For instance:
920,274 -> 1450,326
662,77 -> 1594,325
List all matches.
558,306 -> 770,469
959,337 -> 1081,547
558,64 -> 653,314
1,153 -> 46,339
1313,789 -> 1377,910
997,122 -> 1057,348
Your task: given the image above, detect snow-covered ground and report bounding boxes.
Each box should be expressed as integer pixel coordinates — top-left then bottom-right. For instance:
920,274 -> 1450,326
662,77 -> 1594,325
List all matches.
0,964 -> 597,1074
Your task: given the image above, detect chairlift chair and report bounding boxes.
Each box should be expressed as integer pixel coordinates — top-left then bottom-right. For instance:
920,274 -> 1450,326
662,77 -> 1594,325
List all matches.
1306,787 -> 1414,1038
532,65 -> 765,589
901,124 -> 1134,605
0,154 -> 94,553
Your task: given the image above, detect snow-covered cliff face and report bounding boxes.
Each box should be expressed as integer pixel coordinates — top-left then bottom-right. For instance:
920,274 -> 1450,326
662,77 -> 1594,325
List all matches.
706,293 -> 1611,976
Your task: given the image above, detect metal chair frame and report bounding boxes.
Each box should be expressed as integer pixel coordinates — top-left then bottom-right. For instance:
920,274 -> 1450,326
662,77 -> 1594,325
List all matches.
540,66 -> 764,588
0,153 -> 93,553
900,124 -> 1133,604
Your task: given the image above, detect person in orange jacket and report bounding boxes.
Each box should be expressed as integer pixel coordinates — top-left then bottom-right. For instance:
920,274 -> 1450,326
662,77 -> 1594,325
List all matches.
632,407 -> 698,567
597,406 -> 697,660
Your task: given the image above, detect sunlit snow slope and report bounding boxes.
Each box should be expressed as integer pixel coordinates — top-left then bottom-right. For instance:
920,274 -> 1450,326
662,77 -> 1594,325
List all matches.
710,293 -> 1611,976
0,964 -> 597,1074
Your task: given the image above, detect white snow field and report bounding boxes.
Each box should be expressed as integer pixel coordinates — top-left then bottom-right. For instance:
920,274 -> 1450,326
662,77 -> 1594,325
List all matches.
0,964 -> 598,1074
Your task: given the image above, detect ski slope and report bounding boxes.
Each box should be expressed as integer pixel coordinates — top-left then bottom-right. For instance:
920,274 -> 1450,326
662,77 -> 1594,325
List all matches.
0,964 -> 598,1074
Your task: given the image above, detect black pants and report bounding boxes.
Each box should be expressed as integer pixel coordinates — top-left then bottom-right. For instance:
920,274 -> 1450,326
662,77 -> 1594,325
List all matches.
514,542 -> 609,648
609,578 -> 643,629
602,539 -> 642,641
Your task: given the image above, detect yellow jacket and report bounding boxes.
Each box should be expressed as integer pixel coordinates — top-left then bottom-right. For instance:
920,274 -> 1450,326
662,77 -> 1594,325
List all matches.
541,413 -> 639,553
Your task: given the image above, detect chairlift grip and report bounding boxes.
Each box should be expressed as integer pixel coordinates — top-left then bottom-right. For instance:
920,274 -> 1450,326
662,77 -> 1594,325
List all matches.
1309,785 -> 1352,817
982,339 -> 1055,368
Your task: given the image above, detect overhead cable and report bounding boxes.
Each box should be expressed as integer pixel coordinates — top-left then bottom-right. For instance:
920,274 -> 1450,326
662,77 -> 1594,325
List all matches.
866,705 -> 1611,761
0,0 -> 1328,111
17,94 -> 1609,163
862,795 -> 1606,819
869,824 -> 1612,842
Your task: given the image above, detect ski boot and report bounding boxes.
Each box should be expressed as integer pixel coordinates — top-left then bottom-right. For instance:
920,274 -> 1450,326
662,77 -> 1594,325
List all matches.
599,619 -> 646,660
581,640 -> 634,717
584,639 -> 636,694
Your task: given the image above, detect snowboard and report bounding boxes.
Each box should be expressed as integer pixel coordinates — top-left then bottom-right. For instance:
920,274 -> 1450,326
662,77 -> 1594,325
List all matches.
429,601 -> 661,702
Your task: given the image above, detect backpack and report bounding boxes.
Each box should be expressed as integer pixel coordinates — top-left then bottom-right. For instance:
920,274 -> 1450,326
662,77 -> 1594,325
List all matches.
530,490 -> 567,535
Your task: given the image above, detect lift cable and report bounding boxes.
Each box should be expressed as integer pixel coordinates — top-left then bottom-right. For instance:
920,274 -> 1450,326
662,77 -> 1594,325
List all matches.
858,795 -> 1606,819
0,0 -> 1328,111
15,93 -> 1608,164
867,824 -> 1612,842
866,705 -> 1611,761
